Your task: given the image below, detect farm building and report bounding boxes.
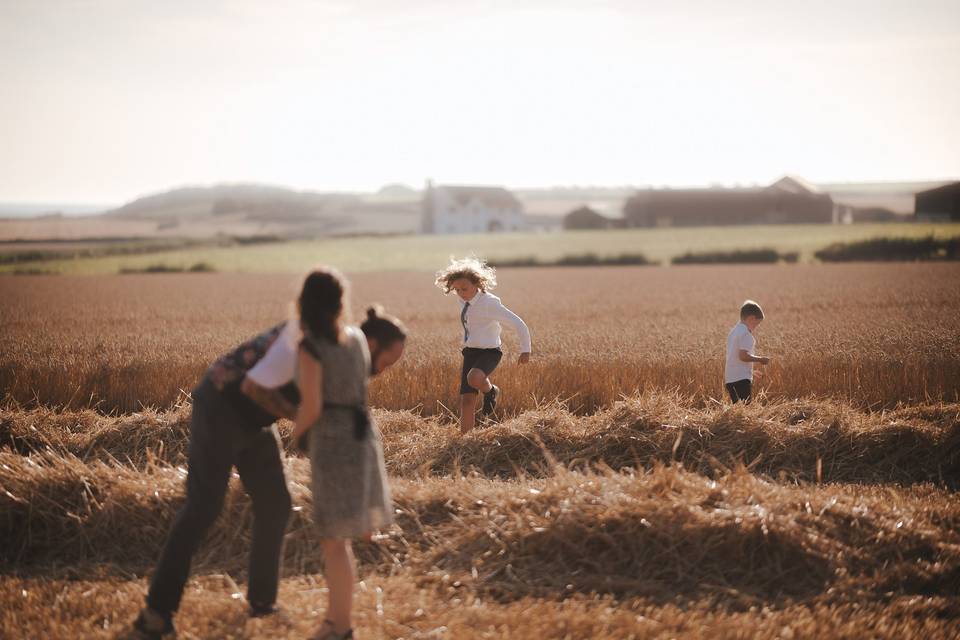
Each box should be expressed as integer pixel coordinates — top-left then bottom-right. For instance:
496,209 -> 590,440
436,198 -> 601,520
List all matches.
821,181 -> 948,219
622,176 -> 835,227
563,206 -> 614,230
421,182 -> 526,234
915,182 -> 960,221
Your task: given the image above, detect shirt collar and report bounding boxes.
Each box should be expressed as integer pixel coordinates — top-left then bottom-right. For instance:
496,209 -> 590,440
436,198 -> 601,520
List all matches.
463,290 -> 483,305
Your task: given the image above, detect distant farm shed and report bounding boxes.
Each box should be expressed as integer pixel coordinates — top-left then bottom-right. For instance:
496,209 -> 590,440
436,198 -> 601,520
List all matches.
915,182 -> 960,222
622,176 -> 835,227
564,206 -> 613,230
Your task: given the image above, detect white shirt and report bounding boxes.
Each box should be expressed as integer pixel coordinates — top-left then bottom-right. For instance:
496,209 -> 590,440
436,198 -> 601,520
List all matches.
459,291 -> 532,353
246,320 -> 299,387
724,322 -> 756,384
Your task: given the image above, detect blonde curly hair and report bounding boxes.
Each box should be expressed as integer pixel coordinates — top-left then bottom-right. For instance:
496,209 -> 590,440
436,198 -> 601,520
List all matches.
434,255 -> 498,293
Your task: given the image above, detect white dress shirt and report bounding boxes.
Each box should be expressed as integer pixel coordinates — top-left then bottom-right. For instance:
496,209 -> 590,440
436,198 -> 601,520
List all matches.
459,291 -> 532,353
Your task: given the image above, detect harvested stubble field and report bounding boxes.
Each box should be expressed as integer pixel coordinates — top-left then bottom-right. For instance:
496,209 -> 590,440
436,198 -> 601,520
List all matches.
2,398 -> 960,638
2,262 -> 960,638
4,395 -> 959,487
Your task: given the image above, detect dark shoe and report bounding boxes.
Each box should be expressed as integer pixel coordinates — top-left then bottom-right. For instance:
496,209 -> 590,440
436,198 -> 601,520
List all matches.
481,385 -> 499,416
312,619 -> 353,639
132,607 -> 175,639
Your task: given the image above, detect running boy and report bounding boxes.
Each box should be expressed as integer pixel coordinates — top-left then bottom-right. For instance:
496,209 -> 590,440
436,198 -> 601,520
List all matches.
724,300 -> 770,403
435,256 -> 531,433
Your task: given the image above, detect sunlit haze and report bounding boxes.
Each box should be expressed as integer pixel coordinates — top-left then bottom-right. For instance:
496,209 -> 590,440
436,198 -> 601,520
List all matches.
2,0 -> 959,203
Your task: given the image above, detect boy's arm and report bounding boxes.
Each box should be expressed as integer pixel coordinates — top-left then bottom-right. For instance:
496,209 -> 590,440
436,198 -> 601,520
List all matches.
489,299 -> 532,356
738,349 -> 770,365
240,376 -> 298,420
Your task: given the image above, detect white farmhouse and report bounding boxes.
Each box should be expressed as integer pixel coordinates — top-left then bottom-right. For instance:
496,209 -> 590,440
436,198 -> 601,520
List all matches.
421,182 -> 526,234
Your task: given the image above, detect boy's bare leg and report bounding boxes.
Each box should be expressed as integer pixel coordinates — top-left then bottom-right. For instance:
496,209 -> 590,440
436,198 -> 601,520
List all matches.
461,368 -> 494,434
467,368 -> 493,394
460,393 -> 480,433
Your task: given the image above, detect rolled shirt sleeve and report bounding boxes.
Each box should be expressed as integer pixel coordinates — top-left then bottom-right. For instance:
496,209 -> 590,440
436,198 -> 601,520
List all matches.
245,322 -> 298,388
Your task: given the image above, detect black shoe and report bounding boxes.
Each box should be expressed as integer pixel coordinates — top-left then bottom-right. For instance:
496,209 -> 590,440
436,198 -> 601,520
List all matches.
132,608 -> 175,639
481,385 -> 499,416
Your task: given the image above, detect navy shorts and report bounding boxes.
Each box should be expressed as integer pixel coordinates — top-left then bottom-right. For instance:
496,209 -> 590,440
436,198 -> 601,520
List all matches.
460,347 -> 503,394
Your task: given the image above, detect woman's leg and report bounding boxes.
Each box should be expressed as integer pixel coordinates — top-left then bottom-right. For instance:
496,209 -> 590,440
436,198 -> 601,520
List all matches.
320,538 -> 356,634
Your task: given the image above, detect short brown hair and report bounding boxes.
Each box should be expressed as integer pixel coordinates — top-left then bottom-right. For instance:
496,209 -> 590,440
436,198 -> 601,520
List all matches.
740,300 -> 764,320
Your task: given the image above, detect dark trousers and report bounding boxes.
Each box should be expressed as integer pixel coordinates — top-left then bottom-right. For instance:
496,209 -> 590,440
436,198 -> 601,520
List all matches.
726,379 -> 752,403
147,380 -> 292,615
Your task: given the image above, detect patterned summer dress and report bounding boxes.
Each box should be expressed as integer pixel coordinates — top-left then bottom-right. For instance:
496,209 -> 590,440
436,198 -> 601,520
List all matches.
302,325 -> 393,538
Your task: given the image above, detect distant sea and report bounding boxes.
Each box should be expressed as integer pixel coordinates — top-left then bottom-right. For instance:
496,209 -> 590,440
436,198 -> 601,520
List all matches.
0,203 -> 113,218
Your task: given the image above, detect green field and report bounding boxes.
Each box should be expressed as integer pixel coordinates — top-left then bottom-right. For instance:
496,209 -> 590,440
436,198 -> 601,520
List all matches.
3,223 -> 959,274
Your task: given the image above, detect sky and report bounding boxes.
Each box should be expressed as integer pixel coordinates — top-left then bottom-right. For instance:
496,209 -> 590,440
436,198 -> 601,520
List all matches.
1,0 -> 959,204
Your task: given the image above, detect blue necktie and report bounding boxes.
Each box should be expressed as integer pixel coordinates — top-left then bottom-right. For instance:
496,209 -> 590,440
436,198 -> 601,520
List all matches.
461,302 -> 470,342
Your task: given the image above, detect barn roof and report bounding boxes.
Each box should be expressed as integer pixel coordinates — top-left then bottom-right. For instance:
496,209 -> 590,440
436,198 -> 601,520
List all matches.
436,185 -> 521,209
915,181 -> 960,197
768,175 -> 823,194
631,176 -> 823,197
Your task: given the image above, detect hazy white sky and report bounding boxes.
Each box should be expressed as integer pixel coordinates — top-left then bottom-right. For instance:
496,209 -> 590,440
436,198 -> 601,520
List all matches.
2,0 -> 959,203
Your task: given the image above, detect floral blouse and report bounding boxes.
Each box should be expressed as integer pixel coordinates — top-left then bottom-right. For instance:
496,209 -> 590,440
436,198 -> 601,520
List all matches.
207,322 -> 286,392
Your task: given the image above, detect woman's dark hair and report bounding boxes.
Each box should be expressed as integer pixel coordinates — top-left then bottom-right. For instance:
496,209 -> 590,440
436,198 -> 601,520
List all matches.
298,267 -> 347,345
360,305 -> 407,347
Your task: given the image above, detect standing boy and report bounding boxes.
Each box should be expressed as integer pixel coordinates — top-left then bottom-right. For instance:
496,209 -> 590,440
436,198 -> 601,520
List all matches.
434,256 -> 531,434
724,300 -> 770,403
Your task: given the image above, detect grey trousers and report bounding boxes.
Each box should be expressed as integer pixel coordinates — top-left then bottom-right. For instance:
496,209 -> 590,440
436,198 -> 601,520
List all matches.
146,379 -> 292,614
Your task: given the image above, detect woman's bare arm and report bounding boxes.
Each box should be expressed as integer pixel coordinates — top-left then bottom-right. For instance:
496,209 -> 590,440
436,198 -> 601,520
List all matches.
290,347 -> 323,447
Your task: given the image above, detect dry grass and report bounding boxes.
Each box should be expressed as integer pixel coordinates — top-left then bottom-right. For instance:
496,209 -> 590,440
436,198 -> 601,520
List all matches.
4,396 -> 958,486
378,396 -> 960,485
0,403 -> 194,467
4,572 -> 957,639
2,398 -> 959,637
2,262 -> 960,638
1,448 -> 958,638
2,263 -> 960,414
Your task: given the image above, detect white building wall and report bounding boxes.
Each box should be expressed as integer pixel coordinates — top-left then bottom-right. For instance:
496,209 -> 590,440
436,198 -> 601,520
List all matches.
426,188 -> 526,234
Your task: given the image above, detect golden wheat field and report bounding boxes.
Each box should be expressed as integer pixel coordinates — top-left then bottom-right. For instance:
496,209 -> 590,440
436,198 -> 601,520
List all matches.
2,263 -> 960,639
3,263 -> 960,413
